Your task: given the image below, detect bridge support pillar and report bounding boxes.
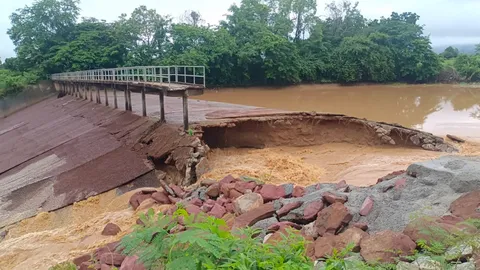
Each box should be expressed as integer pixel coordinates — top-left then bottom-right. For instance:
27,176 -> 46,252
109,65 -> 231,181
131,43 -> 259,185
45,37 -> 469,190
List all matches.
96,86 -> 101,104
141,86 -> 147,117
104,86 -> 109,107
159,89 -> 165,123
182,92 -> 189,131
89,85 -> 93,101
128,87 -> 132,111
125,85 -> 129,111
113,84 -> 118,109
75,84 -> 79,98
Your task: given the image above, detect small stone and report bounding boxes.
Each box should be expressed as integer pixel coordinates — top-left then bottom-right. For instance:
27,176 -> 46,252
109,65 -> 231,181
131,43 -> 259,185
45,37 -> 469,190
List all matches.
200,179 -> 217,186
216,196 -> 232,206
359,196 -> 374,216
252,217 -> 279,239
225,203 -> 235,213
209,204 -> 227,218
159,180 -> 175,196
129,192 -> 151,210
360,231 -> 416,264
136,198 -> 157,211
235,181 -> 257,193
233,193 -> 264,215
185,204 -> 202,215
206,183 -> 220,198
201,203 -> 214,212
335,180 -> 347,190
119,255 -> 146,270
302,222 -> 316,238
233,203 -> 276,229
73,254 -> 92,266
445,243 -> 473,261
322,192 -> 348,204
263,233 -> 273,243
352,222 -> 369,231
292,186 -> 306,198
412,256 -> 442,270
281,183 -> 294,197
189,197 -> 203,207
267,221 -> 302,232
266,227 -> 302,245
95,242 -> 122,259
169,184 -> 185,198
151,192 -> 170,204
99,252 -> 126,266
452,262 -> 475,270
101,223 -> 121,236
303,201 -> 324,221
314,202 -> 352,236
258,184 -> 286,202
220,183 -> 236,197
219,174 -> 236,185
229,189 -> 243,199
277,201 -> 303,217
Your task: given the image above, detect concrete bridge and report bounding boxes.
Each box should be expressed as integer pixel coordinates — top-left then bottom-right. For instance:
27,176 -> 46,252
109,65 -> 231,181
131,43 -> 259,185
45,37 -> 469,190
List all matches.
51,66 -> 206,130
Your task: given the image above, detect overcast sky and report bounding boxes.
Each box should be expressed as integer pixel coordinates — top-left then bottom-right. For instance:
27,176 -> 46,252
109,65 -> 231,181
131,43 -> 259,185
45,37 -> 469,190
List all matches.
1,0 -> 480,60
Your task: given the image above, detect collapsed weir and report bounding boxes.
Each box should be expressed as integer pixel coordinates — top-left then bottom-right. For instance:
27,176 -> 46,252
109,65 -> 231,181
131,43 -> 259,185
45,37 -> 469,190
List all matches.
137,110 -> 457,187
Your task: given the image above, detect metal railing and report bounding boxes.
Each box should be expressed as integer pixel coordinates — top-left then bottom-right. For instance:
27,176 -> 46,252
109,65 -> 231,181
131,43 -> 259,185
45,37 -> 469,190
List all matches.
51,66 -> 206,87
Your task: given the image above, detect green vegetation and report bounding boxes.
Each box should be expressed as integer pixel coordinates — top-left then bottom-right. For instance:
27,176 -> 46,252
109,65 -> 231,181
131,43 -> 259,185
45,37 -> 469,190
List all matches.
120,208 -> 312,269
48,262 -> 76,270
0,69 -> 39,98
3,0 -> 473,90
439,46 -> 480,82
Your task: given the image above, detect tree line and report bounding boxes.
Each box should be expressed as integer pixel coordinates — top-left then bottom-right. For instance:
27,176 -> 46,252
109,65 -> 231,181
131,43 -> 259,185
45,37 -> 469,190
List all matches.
1,0 -> 480,95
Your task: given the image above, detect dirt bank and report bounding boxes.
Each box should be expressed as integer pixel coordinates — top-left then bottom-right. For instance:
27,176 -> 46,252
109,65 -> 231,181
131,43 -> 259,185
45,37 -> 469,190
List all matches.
198,111 -> 457,152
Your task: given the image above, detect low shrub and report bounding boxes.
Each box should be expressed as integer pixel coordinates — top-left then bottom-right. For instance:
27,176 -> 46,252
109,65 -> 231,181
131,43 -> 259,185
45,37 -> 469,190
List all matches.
0,69 -> 39,98
120,208 -> 313,270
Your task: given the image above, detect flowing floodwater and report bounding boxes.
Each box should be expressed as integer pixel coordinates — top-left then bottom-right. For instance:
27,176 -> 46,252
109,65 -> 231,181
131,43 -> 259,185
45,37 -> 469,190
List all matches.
194,84 -> 480,140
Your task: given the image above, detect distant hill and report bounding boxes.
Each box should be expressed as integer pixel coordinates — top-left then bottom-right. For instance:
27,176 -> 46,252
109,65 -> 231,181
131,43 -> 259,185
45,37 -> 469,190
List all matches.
433,44 -> 477,54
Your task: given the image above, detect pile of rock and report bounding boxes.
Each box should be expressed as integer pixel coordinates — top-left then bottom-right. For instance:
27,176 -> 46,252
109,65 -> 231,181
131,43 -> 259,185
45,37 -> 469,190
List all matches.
74,156 -> 480,269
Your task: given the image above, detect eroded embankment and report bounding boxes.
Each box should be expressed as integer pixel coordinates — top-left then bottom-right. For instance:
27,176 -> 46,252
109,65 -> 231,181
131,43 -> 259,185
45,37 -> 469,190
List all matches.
198,112 -> 457,152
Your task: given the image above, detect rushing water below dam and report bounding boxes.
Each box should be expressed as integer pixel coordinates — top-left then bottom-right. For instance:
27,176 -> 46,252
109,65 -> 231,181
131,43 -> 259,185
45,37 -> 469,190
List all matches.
193,84 -> 480,140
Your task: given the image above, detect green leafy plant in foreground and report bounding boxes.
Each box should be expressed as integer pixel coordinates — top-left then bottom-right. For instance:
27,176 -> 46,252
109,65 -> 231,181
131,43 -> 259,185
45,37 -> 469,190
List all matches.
48,262 -> 77,270
120,208 -> 313,270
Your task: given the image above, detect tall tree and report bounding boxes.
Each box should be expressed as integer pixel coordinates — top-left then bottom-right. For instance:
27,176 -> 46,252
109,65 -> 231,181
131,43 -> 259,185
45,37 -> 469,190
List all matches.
8,0 -> 80,74
323,0 -> 366,46
114,6 -> 171,66
49,18 -> 127,72
441,46 -> 459,59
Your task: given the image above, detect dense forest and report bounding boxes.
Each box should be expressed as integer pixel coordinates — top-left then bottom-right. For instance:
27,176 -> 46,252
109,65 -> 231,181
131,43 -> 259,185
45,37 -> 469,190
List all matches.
1,0 -> 480,97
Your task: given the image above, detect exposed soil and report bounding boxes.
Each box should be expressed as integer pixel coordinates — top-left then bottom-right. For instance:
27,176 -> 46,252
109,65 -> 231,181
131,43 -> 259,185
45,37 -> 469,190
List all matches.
199,112 -> 457,152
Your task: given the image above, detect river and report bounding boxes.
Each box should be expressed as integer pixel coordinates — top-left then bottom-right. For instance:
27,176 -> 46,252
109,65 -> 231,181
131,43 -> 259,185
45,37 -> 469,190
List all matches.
194,84 -> 480,140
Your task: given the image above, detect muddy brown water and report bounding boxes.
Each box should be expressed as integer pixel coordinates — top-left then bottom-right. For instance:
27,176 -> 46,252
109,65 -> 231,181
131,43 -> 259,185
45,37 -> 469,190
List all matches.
193,84 -> 480,140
